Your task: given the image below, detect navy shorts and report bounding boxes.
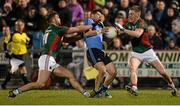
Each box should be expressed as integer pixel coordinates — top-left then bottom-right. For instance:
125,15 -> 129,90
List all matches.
86,48 -> 112,66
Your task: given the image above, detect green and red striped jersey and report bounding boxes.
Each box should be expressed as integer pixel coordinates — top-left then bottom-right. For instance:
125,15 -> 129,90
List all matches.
42,24 -> 67,57
124,19 -> 152,53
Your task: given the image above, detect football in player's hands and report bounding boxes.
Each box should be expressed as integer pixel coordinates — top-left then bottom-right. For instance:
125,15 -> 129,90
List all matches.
115,22 -> 125,31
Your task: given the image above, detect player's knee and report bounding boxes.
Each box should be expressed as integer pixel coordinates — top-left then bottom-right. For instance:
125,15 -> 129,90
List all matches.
99,69 -> 106,76
129,65 -> 137,72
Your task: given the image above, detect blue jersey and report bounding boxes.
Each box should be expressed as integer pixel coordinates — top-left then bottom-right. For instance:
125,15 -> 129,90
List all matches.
84,18 -> 103,50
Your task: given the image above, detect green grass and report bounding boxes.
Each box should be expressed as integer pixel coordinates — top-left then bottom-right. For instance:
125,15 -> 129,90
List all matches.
0,89 -> 179,105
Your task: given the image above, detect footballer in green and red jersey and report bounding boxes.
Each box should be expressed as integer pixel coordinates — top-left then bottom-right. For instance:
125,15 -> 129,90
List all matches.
116,5 -> 177,97
42,24 -> 68,58
124,18 -> 153,53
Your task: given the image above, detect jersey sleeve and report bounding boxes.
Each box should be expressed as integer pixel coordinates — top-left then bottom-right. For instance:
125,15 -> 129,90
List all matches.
56,27 -> 68,35
84,18 -> 94,25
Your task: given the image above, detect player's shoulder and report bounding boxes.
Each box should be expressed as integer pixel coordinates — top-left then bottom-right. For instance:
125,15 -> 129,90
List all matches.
84,18 -> 94,25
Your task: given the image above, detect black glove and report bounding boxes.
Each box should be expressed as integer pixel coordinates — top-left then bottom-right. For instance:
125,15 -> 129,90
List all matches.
92,22 -> 104,30
5,51 -> 11,59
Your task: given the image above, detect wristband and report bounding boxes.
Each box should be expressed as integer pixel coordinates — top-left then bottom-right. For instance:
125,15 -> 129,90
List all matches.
96,30 -> 101,35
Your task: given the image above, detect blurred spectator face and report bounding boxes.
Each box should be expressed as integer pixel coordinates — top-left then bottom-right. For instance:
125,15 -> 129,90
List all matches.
113,37 -> 122,49
106,1 -> 114,9
139,0 -> 148,6
167,8 -> 174,17
148,25 -> 156,37
115,16 -> 124,25
101,7 -> 109,17
5,0 -> 13,4
156,1 -> 165,11
84,11 -> 91,19
171,0 -> 179,10
15,20 -> 25,33
145,12 -> 153,21
28,8 -> 36,18
70,0 -> 77,5
120,0 -> 129,8
39,7 -> 48,16
92,11 -> 102,22
18,0 -> 28,8
58,0 -> 66,8
128,10 -> 140,23
39,0 -> 47,5
168,40 -> 175,49
172,18 -> 180,34
2,26 -> 10,37
3,3 -> 12,13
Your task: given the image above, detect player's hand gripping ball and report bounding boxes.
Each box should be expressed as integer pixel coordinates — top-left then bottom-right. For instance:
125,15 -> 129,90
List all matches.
105,27 -> 117,39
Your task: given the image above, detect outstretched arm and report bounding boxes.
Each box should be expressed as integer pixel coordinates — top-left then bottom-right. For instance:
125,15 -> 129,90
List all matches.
115,22 -> 143,38
66,25 -> 92,34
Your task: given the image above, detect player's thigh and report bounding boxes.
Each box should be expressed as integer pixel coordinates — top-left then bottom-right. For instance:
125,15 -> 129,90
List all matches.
105,62 -> 117,76
54,65 -> 74,79
128,57 -> 141,72
37,70 -> 51,84
94,62 -> 106,73
150,59 -> 166,74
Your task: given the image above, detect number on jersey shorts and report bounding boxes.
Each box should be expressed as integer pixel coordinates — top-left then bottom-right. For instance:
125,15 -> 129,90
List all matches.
38,55 -> 59,72
130,49 -> 159,63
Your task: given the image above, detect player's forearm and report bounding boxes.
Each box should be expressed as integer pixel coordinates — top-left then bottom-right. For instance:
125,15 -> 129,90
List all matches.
77,25 -> 92,32
123,29 -> 141,38
84,30 -> 100,36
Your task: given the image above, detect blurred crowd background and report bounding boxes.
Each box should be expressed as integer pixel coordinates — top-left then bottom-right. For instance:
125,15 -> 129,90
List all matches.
0,0 -> 180,89
0,0 -> 180,51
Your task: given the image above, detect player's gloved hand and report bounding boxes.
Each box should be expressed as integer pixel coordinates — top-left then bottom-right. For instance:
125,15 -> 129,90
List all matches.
92,21 -> 104,29
115,22 -> 125,31
5,51 -> 11,59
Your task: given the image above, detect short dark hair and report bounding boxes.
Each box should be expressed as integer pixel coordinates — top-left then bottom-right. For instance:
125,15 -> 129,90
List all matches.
91,9 -> 102,14
129,5 -> 141,13
47,10 -> 58,22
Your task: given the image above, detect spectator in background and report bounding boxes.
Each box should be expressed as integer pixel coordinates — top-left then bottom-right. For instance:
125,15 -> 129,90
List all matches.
15,0 -> 29,20
56,0 -> 72,27
166,39 -> 179,50
37,6 -> 49,31
105,0 -> 116,24
171,18 -> 180,49
170,0 -> 179,13
68,0 -> 84,26
147,25 -> 164,50
114,0 -> 130,16
1,20 -> 30,89
153,0 -> 166,28
67,39 -> 85,85
109,37 -> 125,50
144,11 -> 158,29
160,7 -> 178,40
139,0 -> 154,18
26,6 -> 43,49
1,3 -> 16,28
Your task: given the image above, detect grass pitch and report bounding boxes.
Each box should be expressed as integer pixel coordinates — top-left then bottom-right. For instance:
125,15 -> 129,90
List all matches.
0,89 -> 179,105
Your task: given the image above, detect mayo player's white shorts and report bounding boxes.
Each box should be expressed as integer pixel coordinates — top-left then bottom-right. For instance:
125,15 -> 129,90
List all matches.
130,49 -> 159,63
38,55 -> 59,72
10,58 -> 24,73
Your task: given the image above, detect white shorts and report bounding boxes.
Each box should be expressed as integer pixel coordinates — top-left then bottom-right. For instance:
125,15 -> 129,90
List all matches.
10,58 -> 24,73
130,49 -> 159,63
38,55 -> 59,72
